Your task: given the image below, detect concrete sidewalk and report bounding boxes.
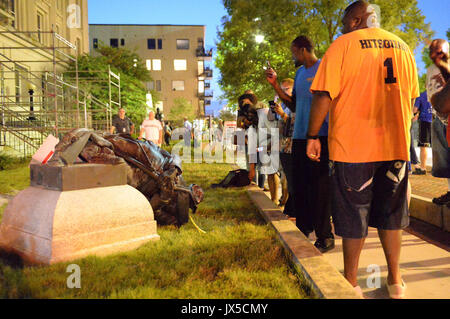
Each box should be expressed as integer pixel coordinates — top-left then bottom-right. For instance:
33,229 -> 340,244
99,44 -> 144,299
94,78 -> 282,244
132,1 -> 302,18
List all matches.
261,170 -> 450,299
409,166 -> 448,199
314,229 -> 450,299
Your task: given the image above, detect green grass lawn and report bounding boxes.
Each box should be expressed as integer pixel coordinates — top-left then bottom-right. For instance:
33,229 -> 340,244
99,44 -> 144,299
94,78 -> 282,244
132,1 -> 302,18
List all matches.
0,165 -> 30,195
0,161 -> 311,299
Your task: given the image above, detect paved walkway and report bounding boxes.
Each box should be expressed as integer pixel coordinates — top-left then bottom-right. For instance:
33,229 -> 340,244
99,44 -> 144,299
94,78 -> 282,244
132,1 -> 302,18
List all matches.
262,162 -> 450,299
410,167 -> 448,199
315,229 -> 450,299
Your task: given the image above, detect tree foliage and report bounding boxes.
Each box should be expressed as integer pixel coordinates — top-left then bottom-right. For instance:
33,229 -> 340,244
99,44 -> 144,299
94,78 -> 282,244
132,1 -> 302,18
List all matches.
67,45 -> 158,127
216,0 -> 434,106
219,107 -> 237,122
168,97 -> 196,126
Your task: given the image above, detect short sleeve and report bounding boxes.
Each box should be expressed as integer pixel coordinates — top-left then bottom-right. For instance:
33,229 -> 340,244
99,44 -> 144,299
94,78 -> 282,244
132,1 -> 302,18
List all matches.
310,39 -> 345,99
414,96 -> 421,109
111,115 -> 118,127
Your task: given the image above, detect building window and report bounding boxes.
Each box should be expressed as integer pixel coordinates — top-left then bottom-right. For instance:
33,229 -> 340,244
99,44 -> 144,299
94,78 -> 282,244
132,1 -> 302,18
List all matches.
176,39 -> 189,50
146,59 -> 151,71
121,39 -> 125,46
158,39 -> 162,50
93,38 -> 98,49
152,59 -> 161,71
146,81 -> 155,90
198,81 -> 204,94
174,59 -> 187,71
156,80 -> 161,92
148,38 -> 156,50
198,61 -> 204,75
172,80 -> 185,91
37,13 -> 43,43
110,38 -> 119,48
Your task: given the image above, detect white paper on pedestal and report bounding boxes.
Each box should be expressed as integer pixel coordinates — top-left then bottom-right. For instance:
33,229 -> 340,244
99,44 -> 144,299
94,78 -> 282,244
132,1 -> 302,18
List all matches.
32,134 -> 60,164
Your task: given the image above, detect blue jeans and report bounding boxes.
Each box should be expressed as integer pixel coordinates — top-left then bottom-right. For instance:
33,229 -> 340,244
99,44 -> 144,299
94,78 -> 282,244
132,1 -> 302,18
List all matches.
431,118 -> 450,178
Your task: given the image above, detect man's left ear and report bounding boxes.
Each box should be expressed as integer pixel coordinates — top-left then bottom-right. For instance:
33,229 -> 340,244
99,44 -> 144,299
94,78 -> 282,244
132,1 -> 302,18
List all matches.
354,17 -> 362,29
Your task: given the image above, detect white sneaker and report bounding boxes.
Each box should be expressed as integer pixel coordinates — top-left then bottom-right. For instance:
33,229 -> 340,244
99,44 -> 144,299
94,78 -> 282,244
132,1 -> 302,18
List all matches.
353,285 -> 364,299
387,280 -> 407,299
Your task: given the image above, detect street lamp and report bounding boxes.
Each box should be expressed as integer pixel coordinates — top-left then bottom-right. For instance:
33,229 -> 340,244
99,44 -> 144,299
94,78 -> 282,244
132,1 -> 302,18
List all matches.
255,35 -> 264,44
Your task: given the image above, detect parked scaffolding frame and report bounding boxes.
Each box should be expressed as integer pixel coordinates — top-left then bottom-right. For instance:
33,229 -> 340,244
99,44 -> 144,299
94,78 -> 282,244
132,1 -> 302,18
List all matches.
0,30 -> 121,157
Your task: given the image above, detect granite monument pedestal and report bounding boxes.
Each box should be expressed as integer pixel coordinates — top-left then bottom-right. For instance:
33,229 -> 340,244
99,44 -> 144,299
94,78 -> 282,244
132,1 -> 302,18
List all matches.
0,163 -> 160,265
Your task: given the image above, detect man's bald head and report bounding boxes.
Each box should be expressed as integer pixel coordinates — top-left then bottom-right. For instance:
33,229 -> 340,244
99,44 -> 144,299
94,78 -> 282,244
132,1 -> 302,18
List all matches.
148,111 -> 155,120
342,1 -> 371,34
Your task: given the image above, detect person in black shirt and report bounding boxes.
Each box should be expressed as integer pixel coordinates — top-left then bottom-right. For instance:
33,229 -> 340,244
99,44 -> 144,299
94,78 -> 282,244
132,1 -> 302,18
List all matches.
155,108 -> 163,121
111,108 -> 134,134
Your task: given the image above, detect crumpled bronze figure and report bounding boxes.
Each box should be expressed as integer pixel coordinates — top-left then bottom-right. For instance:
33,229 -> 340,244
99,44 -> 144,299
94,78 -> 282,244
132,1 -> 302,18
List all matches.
48,128 -> 204,227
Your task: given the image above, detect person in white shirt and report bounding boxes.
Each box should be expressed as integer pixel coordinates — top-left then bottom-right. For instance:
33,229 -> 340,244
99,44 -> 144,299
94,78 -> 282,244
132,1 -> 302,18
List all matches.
139,111 -> 163,147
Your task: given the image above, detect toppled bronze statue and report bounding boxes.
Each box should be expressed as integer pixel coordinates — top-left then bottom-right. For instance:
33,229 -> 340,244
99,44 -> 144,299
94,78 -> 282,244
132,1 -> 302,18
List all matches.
48,128 -> 204,227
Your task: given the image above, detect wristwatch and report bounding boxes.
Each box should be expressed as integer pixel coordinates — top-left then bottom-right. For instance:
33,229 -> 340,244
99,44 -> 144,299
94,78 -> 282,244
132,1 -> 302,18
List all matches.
306,134 -> 319,140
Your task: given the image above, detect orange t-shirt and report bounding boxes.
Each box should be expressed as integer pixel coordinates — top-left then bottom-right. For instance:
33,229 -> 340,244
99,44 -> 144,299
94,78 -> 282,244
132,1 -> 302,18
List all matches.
310,28 -> 420,163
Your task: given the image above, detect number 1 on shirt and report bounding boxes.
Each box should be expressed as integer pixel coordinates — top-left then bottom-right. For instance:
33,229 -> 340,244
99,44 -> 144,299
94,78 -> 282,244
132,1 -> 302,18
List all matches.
384,58 -> 397,84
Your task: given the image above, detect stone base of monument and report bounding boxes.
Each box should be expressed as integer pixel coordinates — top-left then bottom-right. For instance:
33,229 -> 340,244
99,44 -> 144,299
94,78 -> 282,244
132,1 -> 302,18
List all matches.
0,163 -> 160,265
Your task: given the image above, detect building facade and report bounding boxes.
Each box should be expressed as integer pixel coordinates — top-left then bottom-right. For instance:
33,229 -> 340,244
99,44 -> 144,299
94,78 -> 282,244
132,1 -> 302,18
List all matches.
0,0 -> 89,156
89,24 -> 213,118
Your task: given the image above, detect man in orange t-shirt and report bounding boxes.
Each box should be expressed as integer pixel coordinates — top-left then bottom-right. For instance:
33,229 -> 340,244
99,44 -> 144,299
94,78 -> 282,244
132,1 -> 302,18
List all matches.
305,1 -> 419,298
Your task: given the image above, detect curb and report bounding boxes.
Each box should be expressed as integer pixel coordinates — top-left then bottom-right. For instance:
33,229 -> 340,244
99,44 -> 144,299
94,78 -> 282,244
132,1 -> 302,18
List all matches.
246,185 -> 361,299
410,194 -> 450,232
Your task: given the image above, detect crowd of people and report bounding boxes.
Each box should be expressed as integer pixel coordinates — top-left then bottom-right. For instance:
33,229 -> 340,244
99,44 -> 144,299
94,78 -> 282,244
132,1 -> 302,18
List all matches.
110,107 -> 224,151
235,0 -> 449,299
110,107 -> 173,148
105,0 -> 450,300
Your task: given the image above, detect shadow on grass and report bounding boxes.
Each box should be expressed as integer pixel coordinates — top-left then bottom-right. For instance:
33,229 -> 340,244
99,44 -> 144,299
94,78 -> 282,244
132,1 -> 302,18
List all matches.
0,249 -> 24,269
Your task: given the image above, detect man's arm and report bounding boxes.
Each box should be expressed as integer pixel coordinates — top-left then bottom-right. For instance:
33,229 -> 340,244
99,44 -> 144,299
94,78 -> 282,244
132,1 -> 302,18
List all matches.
265,68 -> 296,112
159,127 -> 163,145
306,91 -> 332,162
431,80 -> 450,113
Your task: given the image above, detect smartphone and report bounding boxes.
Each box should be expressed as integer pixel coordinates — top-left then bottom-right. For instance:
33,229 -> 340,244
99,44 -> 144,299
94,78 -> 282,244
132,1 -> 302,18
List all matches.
264,60 -> 272,71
